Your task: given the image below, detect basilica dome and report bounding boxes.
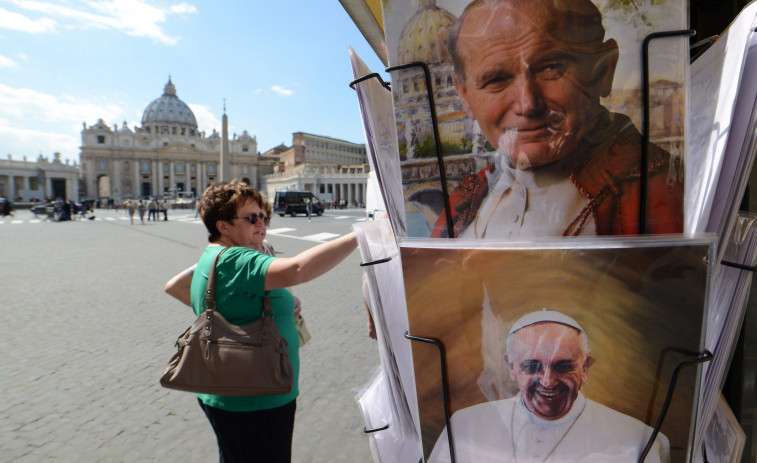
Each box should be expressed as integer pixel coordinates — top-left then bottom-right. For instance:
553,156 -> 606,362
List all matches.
141,77 -> 198,130
398,0 -> 456,65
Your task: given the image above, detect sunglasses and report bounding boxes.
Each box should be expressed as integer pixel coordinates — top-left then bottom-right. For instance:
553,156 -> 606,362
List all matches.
234,212 -> 269,225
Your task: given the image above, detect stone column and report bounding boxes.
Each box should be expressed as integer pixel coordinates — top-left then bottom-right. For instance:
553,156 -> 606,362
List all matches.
22,175 -> 30,192
67,174 -> 76,201
86,160 -> 96,198
152,159 -> 159,196
113,159 -> 121,199
184,161 -> 191,192
157,160 -> 164,194
134,161 -> 140,197
169,161 -> 175,195
196,162 -> 203,197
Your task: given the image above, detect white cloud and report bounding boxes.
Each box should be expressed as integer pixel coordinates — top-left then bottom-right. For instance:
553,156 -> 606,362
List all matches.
169,3 -> 197,15
0,5 -> 56,33
3,0 -> 197,45
0,84 -> 126,162
0,83 -> 124,124
0,123 -> 79,161
189,104 -> 222,134
0,54 -> 18,68
271,85 -> 294,97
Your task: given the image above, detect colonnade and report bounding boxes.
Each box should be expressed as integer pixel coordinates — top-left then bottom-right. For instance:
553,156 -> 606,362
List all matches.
0,161 -> 78,201
316,181 -> 366,205
91,158 -> 220,199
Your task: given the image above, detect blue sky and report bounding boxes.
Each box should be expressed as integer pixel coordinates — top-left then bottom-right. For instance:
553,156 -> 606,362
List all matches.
0,0 -> 389,165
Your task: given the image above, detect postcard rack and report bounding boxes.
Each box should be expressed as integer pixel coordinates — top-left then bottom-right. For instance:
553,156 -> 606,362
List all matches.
640,29 -> 695,233
358,255 -> 396,436
349,28 -> 724,463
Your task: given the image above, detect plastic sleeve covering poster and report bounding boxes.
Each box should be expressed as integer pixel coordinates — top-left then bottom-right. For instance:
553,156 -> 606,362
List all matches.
382,0 -> 687,238
400,237 -> 712,462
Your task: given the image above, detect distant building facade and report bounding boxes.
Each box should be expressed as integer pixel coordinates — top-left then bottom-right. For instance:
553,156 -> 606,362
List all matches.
0,153 -> 79,201
79,78 -> 274,200
263,132 -> 369,206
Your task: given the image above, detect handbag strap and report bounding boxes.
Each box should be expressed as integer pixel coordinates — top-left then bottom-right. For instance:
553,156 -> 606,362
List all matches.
205,247 -> 229,312
262,293 -> 274,318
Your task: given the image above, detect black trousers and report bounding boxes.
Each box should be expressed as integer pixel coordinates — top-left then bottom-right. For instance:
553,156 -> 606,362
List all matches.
198,399 -> 296,463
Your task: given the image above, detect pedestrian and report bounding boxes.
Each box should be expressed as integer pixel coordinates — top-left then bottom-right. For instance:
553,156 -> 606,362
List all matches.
306,198 -> 312,222
1,197 -> 13,217
160,200 -> 168,221
137,200 -> 146,224
127,200 -> 137,225
60,199 -> 72,221
194,198 -> 201,218
163,180 -> 357,463
147,198 -> 157,221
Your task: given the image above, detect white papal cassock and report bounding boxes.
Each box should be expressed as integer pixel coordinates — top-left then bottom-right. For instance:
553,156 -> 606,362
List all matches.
428,392 -> 670,463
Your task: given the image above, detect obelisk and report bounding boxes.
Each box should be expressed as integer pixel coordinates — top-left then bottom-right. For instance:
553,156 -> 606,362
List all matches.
220,100 -> 231,182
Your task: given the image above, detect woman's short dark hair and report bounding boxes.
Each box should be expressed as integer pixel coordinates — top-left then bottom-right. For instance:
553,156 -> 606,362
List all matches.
199,180 -> 266,242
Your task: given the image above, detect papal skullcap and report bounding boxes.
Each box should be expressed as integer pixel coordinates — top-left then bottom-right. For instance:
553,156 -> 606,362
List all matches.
507,309 -> 584,337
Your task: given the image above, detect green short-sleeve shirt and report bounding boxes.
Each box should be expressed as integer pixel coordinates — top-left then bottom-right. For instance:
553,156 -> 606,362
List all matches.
190,245 -> 299,412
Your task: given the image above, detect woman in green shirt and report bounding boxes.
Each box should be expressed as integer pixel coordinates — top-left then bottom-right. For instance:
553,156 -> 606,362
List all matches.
187,181 -> 356,462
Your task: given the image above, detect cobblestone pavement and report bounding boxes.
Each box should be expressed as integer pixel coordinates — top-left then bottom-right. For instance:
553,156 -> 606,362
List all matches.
1,208 -> 380,462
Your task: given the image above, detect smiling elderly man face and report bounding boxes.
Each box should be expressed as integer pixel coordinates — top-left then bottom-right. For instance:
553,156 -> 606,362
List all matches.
505,321 -> 595,420
449,0 -> 619,169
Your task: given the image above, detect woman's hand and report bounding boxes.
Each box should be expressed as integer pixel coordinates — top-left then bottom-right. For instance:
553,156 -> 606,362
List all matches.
293,296 -> 302,316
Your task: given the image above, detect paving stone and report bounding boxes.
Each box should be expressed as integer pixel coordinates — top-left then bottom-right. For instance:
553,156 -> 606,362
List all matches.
2,209 -> 379,461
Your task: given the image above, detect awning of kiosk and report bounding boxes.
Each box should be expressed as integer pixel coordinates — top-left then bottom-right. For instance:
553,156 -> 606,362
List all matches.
339,0 -> 388,66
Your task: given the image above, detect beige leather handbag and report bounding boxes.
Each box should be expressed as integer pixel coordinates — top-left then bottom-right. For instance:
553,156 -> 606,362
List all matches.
160,248 -> 293,396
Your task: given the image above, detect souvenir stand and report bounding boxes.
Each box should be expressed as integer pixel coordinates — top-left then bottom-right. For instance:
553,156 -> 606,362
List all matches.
345,1 -> 757,462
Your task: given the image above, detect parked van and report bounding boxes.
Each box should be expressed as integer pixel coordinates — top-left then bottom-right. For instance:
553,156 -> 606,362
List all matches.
273,190 -> 325,217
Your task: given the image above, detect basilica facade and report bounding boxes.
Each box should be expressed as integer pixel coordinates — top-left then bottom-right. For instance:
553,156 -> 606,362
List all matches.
78,77 -> 370,206
79,78 -> 273,201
